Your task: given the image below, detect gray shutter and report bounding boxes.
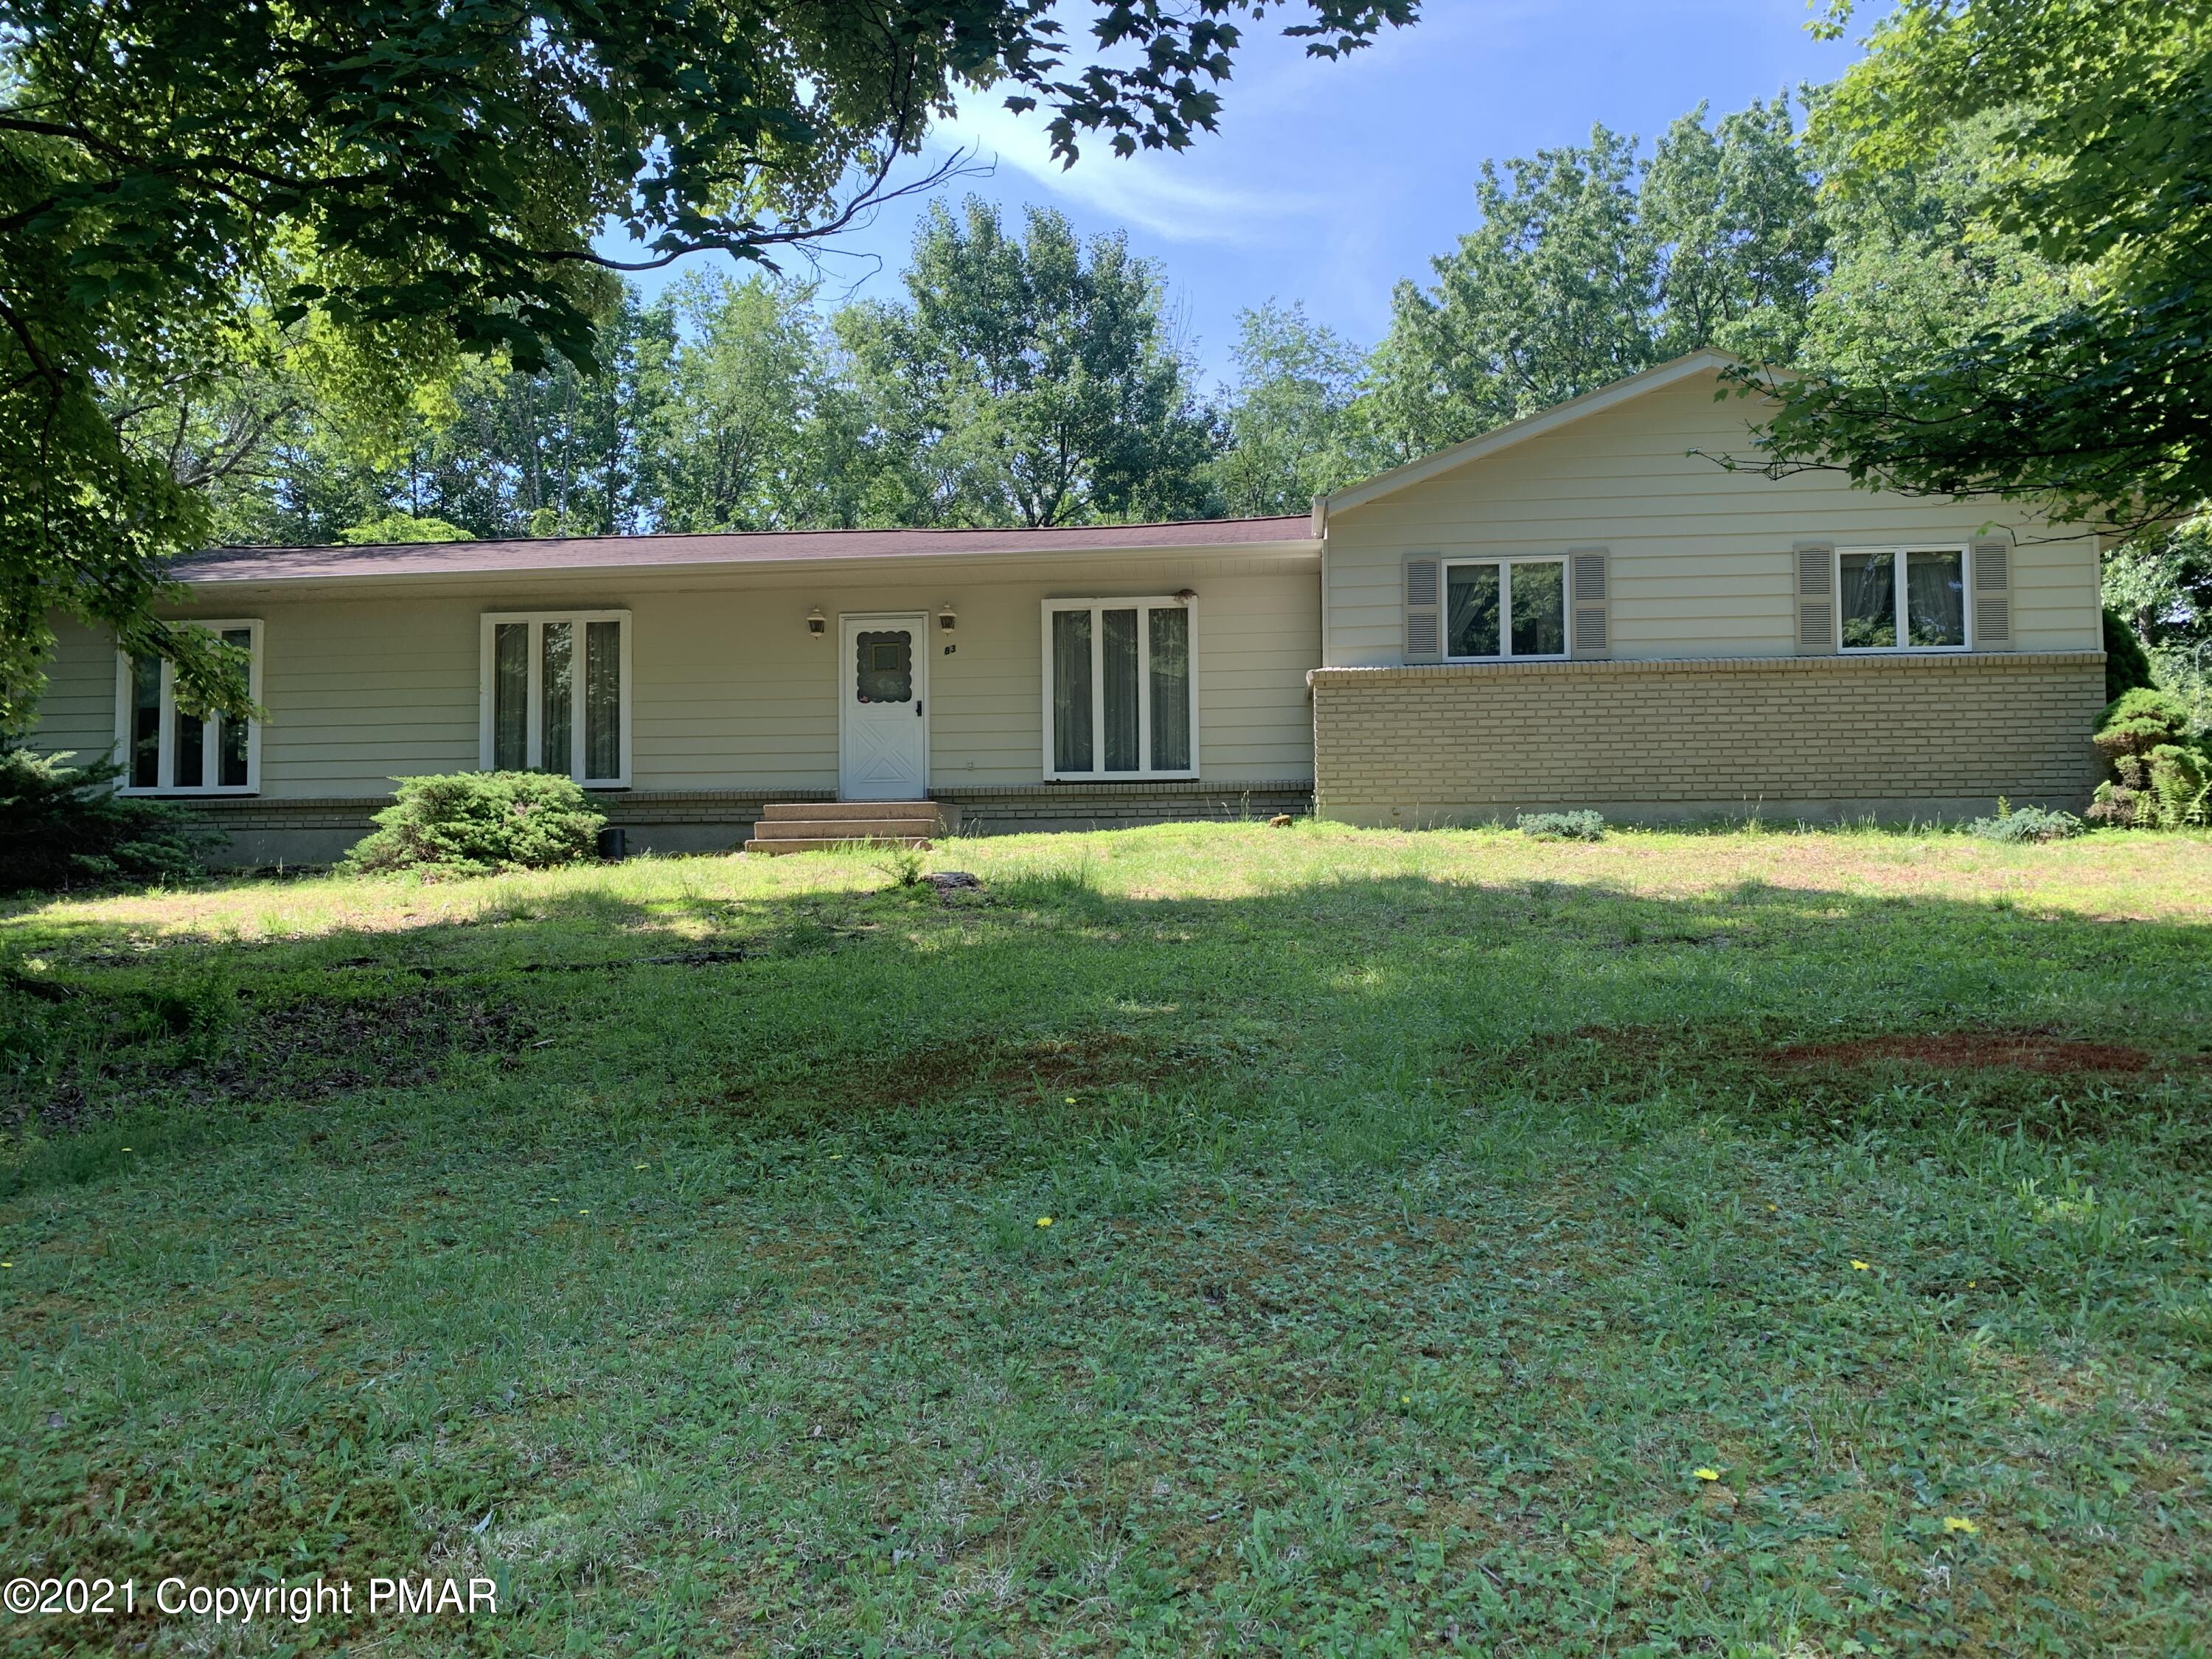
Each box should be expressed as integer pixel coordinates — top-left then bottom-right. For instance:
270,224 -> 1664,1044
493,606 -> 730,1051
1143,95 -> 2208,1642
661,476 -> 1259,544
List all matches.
1403,552 -> 1443,664
1792,538 -> 1836,654
1971,536 -> 2013,650
1569,546 -> 1610,659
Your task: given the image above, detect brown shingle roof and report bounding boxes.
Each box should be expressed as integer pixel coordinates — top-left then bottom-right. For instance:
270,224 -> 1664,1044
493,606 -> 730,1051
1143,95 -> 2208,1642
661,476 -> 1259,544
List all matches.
174,515 -> 1316,584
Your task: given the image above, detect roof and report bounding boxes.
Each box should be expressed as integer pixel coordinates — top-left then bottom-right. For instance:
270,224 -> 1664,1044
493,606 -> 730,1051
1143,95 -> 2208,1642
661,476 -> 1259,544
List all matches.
172,515 -> 1318,585
1320,349 -> 1754,521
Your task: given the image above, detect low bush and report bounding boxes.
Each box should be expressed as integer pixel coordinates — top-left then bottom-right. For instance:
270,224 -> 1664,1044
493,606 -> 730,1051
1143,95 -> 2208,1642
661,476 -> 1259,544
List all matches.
1966,803 -> 2084,844
2087,688 -> 2208,828
0,747 -> 218,893
1518,810 -> 1605,842
342,772 -> 607,877
2091,686 -> 2191,765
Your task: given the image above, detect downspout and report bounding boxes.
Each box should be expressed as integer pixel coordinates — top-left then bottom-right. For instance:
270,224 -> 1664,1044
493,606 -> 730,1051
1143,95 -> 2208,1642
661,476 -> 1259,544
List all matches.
1311,493 -> 1330,815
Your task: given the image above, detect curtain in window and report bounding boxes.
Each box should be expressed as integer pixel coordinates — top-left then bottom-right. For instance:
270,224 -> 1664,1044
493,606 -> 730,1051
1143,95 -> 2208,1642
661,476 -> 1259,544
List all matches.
1509,561 -> 1565,657
1052,609 -> 1093,773
1905,549 -> 1966,646
217,627 -> 251,786
540,622 -> 573,776
1447,565 -> 1501,658
1839,550 -> 1897,648
493,623 -> 528,770
131,655 -> 161,787
1149,607 -> 1191,771
585,620 -> 622,780
173,703 -> 205,789
1102,608 -> 1139,772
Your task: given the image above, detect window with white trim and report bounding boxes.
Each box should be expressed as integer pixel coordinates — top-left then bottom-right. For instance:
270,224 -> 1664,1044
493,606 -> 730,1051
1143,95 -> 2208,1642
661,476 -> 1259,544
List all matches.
479,611 -> 631,786
1042,597 -> 1197,780
114,620 -> 261,793
1837,546 -> 1969,650
1442,557 -> 1567,660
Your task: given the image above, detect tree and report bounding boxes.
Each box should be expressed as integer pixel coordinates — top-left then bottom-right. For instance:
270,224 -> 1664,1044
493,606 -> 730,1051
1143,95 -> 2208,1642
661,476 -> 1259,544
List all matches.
1752,0 -> 2212,530
842,199 -> 1219,527
207,291 -> 674,544
1213,302 -> 1382,515
1368,125 -> 1652,459
1790,108 -> 2072,404
1,0 -> 1418,731
644,274 -> 857,533
1644,100 -> 1827,366
1367,100 -> 1823,458
2106,526 -> 2212,668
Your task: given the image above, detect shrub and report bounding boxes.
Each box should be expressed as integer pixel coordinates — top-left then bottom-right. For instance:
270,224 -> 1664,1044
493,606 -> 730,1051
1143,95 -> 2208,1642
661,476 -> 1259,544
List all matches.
0,746 -> 218,893
342,772 -> 606,877
1966,803 -> 2084,844
2087,689 -> 2207,828
1518,810 -> 1605,842
2149,742 -> 2209,827
2101,607 -> 2156,704
2091,686 -> 2191,764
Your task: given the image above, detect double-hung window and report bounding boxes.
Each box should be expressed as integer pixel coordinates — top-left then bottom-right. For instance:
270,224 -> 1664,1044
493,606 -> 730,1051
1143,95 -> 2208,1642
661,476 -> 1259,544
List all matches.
1042,597 -> 1197,780
1442,557 -> 1568,660
1837,546 -> 1968,651
479,611 -> 631,787
114,620 -> 261,793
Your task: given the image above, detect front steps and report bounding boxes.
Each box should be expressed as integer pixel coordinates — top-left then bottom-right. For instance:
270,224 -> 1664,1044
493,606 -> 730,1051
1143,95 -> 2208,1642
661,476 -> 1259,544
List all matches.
742,800 -> 951,855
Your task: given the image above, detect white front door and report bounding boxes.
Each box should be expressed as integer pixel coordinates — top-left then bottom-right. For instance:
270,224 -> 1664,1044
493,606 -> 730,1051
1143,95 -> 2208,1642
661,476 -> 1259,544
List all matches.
838,613 -> 930,800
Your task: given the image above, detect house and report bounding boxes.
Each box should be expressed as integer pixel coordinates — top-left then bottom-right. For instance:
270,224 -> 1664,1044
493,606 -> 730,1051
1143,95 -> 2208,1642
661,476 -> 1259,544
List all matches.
27,351 -> 2105,863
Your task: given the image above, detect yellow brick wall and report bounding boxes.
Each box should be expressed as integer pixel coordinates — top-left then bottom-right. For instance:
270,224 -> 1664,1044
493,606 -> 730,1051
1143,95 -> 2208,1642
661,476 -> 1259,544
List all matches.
1309,652 -> 2104,825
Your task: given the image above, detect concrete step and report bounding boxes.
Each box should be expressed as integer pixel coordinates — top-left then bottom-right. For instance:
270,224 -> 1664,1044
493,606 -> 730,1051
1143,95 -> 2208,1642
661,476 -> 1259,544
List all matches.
742,833 -> 934,856
759,799 -> 942,823
747,818 -> 939,841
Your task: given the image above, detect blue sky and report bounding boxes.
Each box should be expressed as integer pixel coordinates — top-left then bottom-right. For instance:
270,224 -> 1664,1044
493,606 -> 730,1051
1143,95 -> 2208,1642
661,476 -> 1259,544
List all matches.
615,1 -> 1866,386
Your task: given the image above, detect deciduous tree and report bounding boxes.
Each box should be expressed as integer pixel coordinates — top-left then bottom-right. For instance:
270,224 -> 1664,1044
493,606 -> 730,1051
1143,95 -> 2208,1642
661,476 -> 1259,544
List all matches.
1751,0 -> 2212,529
841,199 -> 1218,527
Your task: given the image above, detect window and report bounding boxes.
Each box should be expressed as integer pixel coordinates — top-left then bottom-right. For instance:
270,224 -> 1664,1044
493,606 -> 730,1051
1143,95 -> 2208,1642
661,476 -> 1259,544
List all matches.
1443,558 -> 1567,659
1042,597 -> 1196,779
479,611 -> 630,786
113,620 -> 261,793
1837,546 -> 1968,651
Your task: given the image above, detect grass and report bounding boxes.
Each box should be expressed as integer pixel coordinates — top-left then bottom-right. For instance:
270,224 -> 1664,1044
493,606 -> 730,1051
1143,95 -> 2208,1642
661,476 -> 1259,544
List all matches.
1,819 -> 2210,1656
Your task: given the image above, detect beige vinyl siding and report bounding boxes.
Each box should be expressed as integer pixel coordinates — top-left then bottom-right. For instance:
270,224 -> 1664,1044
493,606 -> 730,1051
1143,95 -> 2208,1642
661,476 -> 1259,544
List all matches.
29,547 -> 1318,798
30,616 -> 121,765
1324,370 -> 2101,666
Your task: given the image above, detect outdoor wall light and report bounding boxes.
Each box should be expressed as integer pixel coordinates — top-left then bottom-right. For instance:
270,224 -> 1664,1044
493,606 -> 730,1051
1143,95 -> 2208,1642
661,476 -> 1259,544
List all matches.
938,604 -> 957,632
807,607 -> 826,638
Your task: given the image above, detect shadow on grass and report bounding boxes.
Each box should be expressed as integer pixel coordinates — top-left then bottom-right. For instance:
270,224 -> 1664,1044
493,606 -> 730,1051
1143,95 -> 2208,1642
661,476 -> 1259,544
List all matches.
3,863 -> 2209,1197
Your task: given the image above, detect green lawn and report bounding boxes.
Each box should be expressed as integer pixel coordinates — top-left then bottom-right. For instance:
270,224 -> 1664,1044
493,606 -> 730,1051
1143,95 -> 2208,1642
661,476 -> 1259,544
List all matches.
3,822 -> 2210,1656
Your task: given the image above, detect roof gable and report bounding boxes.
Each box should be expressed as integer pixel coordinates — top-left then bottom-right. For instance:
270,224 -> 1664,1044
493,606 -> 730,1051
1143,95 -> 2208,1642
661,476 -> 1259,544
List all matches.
1322,349 -> 1750,523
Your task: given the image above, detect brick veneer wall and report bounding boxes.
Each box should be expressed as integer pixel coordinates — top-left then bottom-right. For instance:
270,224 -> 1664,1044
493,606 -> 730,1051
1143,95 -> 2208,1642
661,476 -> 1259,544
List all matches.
1307,651 -> 2104,827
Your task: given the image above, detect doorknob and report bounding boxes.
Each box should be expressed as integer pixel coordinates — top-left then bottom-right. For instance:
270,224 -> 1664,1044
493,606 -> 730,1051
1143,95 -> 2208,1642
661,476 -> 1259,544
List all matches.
916,701 -> 923,716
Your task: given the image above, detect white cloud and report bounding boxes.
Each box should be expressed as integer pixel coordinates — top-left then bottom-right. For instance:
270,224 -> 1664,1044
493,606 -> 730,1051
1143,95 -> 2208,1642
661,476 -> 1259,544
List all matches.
930,91 -> 1322,246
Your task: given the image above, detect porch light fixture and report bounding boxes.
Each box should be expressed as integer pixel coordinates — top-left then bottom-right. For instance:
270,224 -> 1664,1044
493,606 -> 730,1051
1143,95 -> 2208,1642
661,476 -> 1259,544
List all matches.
1173,588 -> 1197,603
807,607 -> 826,638
937,603 -> 957,632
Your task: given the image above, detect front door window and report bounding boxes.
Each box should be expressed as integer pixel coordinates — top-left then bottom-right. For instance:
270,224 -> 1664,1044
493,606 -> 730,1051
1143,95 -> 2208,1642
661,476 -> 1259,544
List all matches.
856,630 -> 913,703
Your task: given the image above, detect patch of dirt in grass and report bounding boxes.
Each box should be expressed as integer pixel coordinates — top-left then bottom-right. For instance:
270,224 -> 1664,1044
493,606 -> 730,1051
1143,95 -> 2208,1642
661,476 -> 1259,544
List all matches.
1770,1031 -> 2151,1075
1470,1024 -> 2211,1155
863,1029 -> 1243,1110
18,990 -> 538,1133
